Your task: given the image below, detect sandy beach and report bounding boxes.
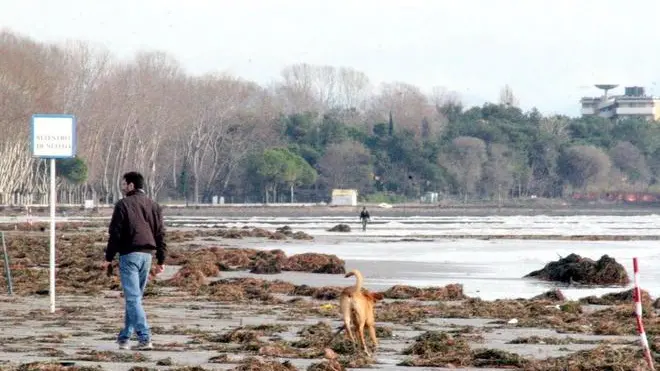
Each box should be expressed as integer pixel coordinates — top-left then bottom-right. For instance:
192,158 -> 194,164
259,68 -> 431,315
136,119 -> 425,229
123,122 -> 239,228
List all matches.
0,217 -> 657,370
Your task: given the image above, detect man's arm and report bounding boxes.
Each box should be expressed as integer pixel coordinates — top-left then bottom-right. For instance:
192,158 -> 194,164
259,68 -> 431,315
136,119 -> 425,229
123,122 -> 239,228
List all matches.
154,204 -> 167,265
105,202 -> 124,262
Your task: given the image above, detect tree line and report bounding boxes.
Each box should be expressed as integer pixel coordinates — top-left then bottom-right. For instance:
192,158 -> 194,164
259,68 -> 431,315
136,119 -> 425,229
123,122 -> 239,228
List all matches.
2,30 -> 660,205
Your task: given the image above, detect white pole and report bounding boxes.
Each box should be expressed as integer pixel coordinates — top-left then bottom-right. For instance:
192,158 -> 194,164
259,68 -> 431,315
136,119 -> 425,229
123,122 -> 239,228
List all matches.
49,158 -> 56,313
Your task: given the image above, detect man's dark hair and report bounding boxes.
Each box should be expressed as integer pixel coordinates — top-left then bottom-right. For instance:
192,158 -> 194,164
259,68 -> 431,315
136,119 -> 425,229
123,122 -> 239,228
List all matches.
123,172 -> 144,190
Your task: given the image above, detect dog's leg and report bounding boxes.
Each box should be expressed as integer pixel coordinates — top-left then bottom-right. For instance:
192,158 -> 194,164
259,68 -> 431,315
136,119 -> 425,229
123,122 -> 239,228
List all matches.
340,296 -> 356,343
357,321 -> 370,356
367,323 -> 378,350
343,310 -> 356,342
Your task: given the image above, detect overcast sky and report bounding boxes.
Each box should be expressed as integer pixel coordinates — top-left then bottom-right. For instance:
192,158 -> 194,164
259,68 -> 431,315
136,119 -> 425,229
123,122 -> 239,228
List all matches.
2,0 -> 659,116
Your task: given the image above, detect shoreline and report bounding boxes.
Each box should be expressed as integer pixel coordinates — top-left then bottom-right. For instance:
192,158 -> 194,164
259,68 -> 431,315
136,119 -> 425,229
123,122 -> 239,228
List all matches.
0,222 -> 657,370
2,203 -> 660,218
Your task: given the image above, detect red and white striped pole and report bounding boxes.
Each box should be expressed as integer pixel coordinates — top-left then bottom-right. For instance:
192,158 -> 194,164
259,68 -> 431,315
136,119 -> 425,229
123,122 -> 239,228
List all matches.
633,257 -> 655,370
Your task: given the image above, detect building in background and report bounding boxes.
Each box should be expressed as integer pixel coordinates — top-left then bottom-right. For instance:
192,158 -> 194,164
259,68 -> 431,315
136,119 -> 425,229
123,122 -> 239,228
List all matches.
331,189 -> 358,206
580,84 -> 660,120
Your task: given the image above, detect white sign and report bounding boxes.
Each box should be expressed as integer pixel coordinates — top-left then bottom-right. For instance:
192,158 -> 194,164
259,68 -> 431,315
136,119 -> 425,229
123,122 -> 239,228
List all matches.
31,114 -> 76,158
29,113 -> 77,313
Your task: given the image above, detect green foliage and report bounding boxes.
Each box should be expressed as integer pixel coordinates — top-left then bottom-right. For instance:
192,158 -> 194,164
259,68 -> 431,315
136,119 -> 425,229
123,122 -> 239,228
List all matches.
247,108 -> 660,202
56,157 -> 88,184
248,147 -> 318,200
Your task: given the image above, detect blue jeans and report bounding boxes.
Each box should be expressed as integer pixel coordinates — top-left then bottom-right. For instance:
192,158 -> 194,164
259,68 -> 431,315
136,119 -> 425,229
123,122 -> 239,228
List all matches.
117,252 -> 152,343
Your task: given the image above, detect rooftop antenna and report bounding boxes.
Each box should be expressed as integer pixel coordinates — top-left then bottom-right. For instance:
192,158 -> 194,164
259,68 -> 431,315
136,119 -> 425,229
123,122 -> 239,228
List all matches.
595,84 -> 618,100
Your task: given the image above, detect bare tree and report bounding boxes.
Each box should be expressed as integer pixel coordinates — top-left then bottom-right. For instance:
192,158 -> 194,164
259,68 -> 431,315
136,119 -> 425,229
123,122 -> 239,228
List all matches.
336,67 -> 372,111
609,141 -> 650,189
559,145 -> 611,191
539,115 -> 570,142
368,82 -> 442,138
317,140 -> 373,192
482,143 -> 515,202
499,84 -> 520,107
278,63 -> 322,114
440,136 -> 487,201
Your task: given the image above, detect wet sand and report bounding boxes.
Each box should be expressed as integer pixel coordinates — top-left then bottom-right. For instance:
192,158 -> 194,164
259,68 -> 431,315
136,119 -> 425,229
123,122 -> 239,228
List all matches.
0,287 -> 638,371
0,222 -> 654,370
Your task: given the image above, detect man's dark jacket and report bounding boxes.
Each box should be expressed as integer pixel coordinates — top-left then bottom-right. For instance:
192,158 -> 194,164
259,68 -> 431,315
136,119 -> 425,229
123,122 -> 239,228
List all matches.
105,189 -> 167,265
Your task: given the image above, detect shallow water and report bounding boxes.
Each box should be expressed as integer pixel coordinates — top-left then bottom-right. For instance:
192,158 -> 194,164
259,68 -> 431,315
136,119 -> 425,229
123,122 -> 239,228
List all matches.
168,213 -> 660,237
7,213 -> 660,301
234,238 -> 657,301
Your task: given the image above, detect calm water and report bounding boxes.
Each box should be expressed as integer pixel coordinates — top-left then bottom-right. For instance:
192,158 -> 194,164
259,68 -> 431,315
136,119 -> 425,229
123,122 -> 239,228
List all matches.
7,213 -> 660,301
199,214 -> 660,301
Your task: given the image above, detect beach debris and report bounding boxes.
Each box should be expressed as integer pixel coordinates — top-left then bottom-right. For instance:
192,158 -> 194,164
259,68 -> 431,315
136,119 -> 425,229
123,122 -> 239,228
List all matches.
375,326 -> 393,338
531,289 -> 566,302
231,357 -> 298,371
320,303 -> 335,311
210,247 -> 257,270
327,224 -> 351,232
0,362 -> 80,371
400,331 -> 472,367
292,231 -> 314,240
207,277 -> 286,302
167,266 -> 207,290
401,331 -> 530,368
276,225 -> 294,236
507,318 -> 518,325
324,348 -> 338,359
525,344 -> 649,370
258,343 -> 300,358
296,321 -> 334,347
284,253 -> 345,274
470,348 -> 528,368
311,286 -> 343,300
249,259 -> 281,274
73,349 -> 151,362
383,283 -> 465,301
580,287 -> 653,306
250,228 -> 272,237
559,301 -> 583,314
524,253 -> 629,286
307,360 -> 344,371
377,301 -> 432,324
269,232 -> 288,240
249,250 -> 287,274
170,248 -> 345,275
156,357 -> 174,366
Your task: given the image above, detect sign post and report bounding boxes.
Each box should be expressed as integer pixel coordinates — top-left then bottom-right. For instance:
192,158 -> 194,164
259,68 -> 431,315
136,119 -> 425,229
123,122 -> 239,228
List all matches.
31,114 -> 76,313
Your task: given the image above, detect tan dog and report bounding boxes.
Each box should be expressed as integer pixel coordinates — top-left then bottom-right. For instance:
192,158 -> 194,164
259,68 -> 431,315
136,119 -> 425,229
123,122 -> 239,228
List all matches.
339,269 -> 383,355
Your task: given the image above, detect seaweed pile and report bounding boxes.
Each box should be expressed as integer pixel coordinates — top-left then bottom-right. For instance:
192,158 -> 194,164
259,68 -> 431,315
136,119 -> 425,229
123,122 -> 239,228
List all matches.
525,253 -> 629,286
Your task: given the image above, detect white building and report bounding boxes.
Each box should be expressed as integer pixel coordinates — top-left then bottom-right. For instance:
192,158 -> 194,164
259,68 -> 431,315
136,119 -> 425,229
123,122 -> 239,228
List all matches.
331,189 -> 358,206
580,85 -> 660,121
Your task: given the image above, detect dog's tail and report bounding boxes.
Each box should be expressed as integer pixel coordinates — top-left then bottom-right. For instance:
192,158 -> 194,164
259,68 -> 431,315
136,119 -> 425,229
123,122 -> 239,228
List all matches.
344,269 -> 363,291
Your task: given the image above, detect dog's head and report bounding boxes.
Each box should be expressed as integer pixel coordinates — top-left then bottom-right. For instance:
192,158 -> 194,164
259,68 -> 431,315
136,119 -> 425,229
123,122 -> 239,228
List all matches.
344,270 -> 357,278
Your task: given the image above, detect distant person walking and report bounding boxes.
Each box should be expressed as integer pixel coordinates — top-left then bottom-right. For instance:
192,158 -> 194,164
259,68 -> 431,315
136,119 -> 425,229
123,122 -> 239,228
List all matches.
359,206 -> 371,231
102,172 -> 167,350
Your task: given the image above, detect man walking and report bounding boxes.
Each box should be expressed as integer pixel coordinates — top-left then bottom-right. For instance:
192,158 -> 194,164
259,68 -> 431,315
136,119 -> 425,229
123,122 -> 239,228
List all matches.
359,206 -> 371,232
102,172 -> 167,350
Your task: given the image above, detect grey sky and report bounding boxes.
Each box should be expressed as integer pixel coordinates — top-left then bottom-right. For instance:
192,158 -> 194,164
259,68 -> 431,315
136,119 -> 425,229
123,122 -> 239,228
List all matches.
2,0 -> 659,116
